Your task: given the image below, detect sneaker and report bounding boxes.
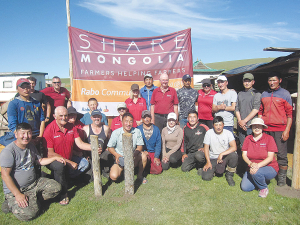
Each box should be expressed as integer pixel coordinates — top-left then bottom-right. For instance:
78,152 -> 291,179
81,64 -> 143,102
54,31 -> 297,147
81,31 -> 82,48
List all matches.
258,188 -> 269,198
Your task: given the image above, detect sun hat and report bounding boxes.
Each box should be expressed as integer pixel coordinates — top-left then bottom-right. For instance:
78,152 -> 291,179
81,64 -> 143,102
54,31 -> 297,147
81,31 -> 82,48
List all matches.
250,118 -> 268,129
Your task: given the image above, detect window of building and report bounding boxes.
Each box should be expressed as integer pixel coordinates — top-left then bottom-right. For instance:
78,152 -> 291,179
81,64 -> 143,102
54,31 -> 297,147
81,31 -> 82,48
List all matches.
3,81 -> 12,88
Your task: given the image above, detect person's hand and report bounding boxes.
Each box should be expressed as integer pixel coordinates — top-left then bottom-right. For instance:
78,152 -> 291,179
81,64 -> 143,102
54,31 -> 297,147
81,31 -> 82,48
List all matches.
218,103 -> 226,111
115,153 -> 122,164
249,162 -> 259,174
162,156 -> 169,164
281,130 -> 290,141
136,121 -> 143,126
69,161 -> 78,170
217,154 -> 223,164
198,148 -> 204,152
98,146 -> 103,154
238,119 -> 247,131
203,162 -> 212,171
55,156 -> 66,165
182,154 -> 188,162
151,119 -> 155,124
45,117 -> 50,123
15,193 -> 28,208
154,158 -> 161,166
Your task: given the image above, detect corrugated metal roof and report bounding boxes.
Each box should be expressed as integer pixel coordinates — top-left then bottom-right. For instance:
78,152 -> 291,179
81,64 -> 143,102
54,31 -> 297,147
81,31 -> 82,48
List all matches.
223,62 -> 268,75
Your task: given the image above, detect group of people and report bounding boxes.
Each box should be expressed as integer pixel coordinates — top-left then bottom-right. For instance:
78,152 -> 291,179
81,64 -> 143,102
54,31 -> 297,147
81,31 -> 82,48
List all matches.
0,70 -> 293,221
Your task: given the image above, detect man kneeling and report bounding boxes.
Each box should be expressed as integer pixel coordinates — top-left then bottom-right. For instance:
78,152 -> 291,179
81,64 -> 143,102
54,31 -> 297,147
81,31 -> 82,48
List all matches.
202,116 -> 238,186
107,112 -> 147,183
0,123 -> 64,221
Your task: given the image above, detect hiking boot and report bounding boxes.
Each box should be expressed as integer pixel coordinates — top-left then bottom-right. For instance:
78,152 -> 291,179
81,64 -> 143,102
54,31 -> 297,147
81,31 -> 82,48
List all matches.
197,168 -> 203,176
278,168 -> 287,186
225,171 -> 235,186
2,199 -> 11,214
258,188 -> 269,198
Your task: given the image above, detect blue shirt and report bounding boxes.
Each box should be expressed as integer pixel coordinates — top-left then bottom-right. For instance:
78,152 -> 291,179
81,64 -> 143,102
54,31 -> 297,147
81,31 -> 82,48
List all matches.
107,127 -> 144,156
80,112 -> 108,125
140,85 -> 158,111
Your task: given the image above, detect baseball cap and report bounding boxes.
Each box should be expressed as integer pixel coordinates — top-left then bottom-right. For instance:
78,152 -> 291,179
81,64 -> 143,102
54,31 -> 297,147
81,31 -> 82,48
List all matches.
131,84 -> 139,91
167,112 -> 177,120
117,102 -> 127,110
249,118 -> 268,129
243,73 -> 254,80
16,78 -> 30,87
144,74 -> 153,79
201,79 -> 211,84
91,110 -> 102,116
182,74 -> 192,81
217,75 -> 227,81
142,110 -> 151,118
67,106 -> 78,115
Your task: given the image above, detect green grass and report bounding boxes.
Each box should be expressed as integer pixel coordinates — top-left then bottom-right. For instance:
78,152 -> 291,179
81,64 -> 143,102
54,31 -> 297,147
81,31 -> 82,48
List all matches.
1,167 -> 300,225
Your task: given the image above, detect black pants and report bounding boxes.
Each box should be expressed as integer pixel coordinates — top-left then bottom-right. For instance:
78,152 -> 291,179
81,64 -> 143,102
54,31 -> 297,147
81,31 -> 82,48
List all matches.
266,131 -> 288,167
181,151 -> 206,172
47,161 -> 67,195
162,149 -> 182,171
154,113 -> 168,133
199,119 -> 213,129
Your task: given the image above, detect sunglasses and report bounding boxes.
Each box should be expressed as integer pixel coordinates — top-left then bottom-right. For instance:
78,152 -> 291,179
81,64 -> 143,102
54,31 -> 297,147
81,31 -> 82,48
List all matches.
53,82 -> 61,84
203,84 -> 210,87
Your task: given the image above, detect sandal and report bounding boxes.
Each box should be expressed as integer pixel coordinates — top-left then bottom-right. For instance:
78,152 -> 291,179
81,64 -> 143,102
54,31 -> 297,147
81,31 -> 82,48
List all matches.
59,194 -> 69,206
137,177 -> 148,184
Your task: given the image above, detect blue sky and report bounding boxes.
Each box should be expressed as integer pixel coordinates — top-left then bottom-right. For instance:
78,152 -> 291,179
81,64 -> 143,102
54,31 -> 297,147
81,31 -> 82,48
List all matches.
1,0 -> 299,78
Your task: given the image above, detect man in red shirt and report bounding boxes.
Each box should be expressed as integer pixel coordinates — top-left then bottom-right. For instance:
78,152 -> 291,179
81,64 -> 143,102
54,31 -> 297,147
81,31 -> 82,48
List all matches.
43,106 -> 100,205
40,76 -> 71,122
150,73 -> 179,132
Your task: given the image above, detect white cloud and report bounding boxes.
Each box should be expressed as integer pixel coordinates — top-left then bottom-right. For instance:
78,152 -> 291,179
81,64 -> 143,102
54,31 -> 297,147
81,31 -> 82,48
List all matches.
274,22 -> 288,26
79,0 -> 300,42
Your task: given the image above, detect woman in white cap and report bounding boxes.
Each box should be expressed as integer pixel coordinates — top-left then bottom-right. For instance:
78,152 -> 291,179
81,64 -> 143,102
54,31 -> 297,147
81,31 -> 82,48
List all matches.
161,112 -> 183,170
125,84 -> 147,126
111,103 -> 137,131
240,118 -> 279,198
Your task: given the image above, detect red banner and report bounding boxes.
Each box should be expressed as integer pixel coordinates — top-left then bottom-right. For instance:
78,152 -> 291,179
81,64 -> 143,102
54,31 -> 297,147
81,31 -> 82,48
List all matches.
69,26 -> 193,115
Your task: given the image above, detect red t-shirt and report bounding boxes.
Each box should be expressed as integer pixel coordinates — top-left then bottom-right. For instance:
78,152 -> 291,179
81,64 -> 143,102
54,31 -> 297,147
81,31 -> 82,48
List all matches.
242,133 -> 279,172
197,89 -> 217,121
125,97 -> 147,122
150,87 -> 179,114
41,87 -> 70,112
43,120 -> 79,160
110,116 -> 137,131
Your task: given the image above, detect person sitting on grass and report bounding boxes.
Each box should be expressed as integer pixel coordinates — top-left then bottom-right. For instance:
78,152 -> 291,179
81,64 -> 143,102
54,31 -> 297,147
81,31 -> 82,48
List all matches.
107,112 -> 147,184
240,118 -> 279,198
161,112 -> 183,171
138,110 -> 162,175
181,110 -> 208,174
202,116 -> 238,186
0,123 -> 64,221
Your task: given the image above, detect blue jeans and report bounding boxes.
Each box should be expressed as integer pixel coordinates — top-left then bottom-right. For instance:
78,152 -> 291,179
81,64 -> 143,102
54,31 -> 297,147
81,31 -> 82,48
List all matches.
179,118 -> 188,129
241,166 -> 277,191
68,155 -> 90,178
223,126 -> 233,133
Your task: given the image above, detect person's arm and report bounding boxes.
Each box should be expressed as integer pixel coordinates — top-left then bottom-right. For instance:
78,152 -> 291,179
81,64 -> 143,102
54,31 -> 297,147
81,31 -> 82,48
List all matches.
136,145 -> 143,152
74,137 -> 102,154
38,121 -> 45,138
46,102 -> 51,120
38,156 -> 66,166
240,109 -> 259,126
203,144 -> 212,171
282,117 -> 292,141
1,167 -> 28,208
47,147 -> 78,169
174,105 -> 178,121
108,147 -> 122,163
217,139 -> 237,163
150,105 -> 155,124
224,102 -> 236,112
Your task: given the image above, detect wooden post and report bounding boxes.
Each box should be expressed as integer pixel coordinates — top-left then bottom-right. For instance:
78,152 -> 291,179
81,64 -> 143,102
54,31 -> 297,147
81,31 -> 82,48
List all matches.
90,135 -> 102,197
66,0 -> 73,93
122,133 -> 134,195
292,58 -> 300,189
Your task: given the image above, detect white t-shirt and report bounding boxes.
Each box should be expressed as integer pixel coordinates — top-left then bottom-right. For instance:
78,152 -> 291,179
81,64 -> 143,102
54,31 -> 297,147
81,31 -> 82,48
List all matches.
203,129 -> 235,159
213,90 -> 237,126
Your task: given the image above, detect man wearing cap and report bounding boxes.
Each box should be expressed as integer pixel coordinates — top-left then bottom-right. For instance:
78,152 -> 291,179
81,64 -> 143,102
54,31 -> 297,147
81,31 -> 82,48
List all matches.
197,79 -> 217,129
212,75 -> 237,133
137,110 -> 162,175
181,110 -> 209,173
150,73 -> 179,132
40,76 -> 71,122
43,106 -> 101,205
80,98 -> 108,125
140,74 -> 158,111
111,103 -> 137,131
236,73 -> 261,146
108,112 -> 146,183
177,74 -> 198,129
7,78 -> 45,146
83,110 -> 112,178
258,71 -> 292,186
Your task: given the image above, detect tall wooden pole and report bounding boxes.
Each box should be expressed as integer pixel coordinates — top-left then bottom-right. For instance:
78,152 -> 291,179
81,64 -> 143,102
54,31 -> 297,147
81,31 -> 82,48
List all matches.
123,133 -> 134,195
66,0 -> 73,93
292,58 -> 300,189
90,135 -> 102,197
